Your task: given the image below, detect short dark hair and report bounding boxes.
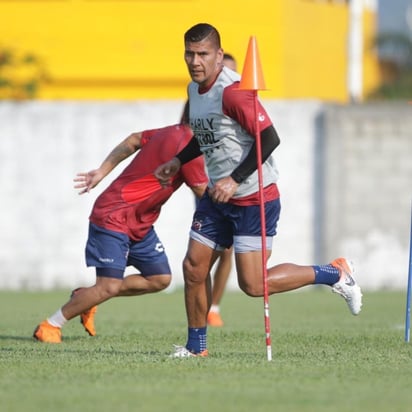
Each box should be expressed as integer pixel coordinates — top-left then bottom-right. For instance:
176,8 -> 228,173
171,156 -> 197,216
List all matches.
223,53 -> 236,62
184,23 -> 221,48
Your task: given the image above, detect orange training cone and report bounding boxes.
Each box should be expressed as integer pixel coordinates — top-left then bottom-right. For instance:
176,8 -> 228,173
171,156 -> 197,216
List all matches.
238,36 -> 266,91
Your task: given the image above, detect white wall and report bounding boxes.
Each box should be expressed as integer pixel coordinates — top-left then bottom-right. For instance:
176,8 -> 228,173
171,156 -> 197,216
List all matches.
0,101 -> 409,291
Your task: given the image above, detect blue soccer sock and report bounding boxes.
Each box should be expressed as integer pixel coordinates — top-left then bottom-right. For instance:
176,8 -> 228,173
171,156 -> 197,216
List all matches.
313,264 -> 340,286
186,327 -> 207,354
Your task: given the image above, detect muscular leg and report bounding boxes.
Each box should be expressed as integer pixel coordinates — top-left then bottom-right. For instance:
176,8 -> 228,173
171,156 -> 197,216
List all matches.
117,274 -> 171,296
234,250 -> 362,317
47,273 -> 170,341
183,238 -> 219,327
63,273 -> 169,325
236,251 -> 315,297
61,276 -> 122,320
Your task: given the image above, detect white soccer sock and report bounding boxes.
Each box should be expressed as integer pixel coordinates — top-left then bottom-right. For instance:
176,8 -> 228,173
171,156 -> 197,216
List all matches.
209,304 -> 220,313
47,309 -> 68,328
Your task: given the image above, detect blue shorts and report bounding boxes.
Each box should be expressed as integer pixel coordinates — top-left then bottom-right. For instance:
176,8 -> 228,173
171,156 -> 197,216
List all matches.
85,223 -> 171,279
190,191 -> 281,253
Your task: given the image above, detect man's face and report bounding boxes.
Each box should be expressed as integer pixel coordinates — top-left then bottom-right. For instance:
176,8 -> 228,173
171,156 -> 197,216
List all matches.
184,38 -> 223,88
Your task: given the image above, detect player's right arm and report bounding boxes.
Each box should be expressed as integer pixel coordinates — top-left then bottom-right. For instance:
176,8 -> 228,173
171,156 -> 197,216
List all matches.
154,135 -> 202,187
154,157 -> 182,187
74,131 -> 143,194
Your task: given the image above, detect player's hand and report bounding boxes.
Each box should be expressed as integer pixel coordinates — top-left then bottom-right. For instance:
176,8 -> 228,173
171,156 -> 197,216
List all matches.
209,176 -> 238,203
154,158 -> 181,187
73,169 -> 104,194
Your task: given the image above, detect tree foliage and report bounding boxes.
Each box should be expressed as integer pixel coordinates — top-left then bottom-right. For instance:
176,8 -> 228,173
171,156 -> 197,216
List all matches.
367,31 -> 412,100
0,47 -> 48,100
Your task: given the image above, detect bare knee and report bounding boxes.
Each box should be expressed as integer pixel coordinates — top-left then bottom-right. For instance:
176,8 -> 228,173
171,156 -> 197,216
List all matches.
149,275 -> 171,292
238,280 -> 263,297
183,256 -> 207,286
96,278 -> 122,299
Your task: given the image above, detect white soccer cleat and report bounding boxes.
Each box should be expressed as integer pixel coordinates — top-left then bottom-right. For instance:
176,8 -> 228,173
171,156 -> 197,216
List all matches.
331,258 -> 363,315
169,345 -> 208,358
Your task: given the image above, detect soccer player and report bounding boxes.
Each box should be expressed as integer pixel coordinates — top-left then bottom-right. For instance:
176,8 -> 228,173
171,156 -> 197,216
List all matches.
155,23 -> 363,357
33,124 -> 208,343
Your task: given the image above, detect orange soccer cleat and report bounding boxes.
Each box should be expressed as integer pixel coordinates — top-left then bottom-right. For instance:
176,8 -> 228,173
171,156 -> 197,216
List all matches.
80,305 -> 97,336
207,311 -> 224,327
71,288 -> 98,336
33,320 -> 62,343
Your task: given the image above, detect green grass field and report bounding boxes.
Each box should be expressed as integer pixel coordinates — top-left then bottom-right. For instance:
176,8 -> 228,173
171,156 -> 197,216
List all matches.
1,288 -> 412,412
